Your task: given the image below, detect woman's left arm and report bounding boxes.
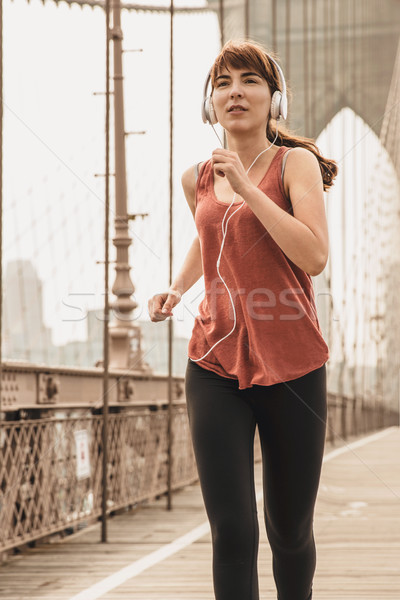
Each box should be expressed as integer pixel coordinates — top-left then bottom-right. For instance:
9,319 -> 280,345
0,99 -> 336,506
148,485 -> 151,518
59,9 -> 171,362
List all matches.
240,148 -> 329,276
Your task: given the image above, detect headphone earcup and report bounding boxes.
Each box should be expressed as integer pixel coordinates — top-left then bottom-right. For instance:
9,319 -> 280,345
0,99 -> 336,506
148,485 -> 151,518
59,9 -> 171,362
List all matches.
204,96 -> 218,125
270,90 -> 282,120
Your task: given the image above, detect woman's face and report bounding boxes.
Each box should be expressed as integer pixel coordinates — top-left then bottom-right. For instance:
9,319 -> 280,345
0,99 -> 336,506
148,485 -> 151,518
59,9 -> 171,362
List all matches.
211,65 -> 272,133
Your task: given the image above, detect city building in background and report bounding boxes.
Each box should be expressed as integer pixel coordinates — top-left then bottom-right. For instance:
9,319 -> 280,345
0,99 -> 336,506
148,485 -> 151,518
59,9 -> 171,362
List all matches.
3,260 -> 189,376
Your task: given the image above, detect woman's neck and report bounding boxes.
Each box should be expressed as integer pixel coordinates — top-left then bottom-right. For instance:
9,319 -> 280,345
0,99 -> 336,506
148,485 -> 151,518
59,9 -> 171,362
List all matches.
225,132 -> 276,170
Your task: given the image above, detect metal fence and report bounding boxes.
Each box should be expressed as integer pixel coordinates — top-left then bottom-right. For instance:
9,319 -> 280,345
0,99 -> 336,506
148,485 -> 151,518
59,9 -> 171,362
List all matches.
0,405 -> 197,552
1,388 -> 397,553
326,392 -> 398,444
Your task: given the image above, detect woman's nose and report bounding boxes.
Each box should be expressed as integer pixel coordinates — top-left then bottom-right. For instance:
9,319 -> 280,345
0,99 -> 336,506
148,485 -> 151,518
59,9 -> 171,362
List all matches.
230,86 -> 243,98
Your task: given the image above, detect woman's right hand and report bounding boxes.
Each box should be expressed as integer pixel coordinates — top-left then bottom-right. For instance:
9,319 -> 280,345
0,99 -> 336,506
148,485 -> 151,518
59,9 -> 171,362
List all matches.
148,289 -> 182,322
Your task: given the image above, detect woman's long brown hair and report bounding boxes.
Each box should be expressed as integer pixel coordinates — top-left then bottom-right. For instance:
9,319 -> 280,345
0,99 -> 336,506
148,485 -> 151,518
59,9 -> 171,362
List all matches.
210,40 -> 338,192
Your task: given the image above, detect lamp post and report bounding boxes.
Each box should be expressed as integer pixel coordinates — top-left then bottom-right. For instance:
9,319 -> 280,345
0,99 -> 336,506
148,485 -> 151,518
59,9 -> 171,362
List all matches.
108,0 -> 143,370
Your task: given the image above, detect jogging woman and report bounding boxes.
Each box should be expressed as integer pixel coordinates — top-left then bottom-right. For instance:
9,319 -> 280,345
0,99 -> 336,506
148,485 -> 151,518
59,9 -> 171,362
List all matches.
148,39 -> 338,600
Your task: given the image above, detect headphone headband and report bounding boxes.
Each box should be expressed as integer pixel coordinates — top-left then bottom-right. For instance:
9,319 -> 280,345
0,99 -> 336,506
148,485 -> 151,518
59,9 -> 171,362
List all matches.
202,53 -> 287,124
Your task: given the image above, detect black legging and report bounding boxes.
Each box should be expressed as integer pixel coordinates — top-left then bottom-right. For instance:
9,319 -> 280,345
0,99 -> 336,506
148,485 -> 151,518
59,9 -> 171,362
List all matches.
185,359 -> 327,600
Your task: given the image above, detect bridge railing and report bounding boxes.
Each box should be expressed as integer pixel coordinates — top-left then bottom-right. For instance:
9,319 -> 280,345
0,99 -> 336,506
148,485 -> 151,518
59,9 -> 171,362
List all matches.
326,391 -> 398,444
0,362 -> 397,553
0,406 -> 197,552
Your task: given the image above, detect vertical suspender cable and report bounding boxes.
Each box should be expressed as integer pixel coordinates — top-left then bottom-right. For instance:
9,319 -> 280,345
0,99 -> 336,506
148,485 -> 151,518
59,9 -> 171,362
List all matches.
374,0 -> 384,428
364,0 -> 375,428
101,0 -> 111,543
0,0 -> 2,421
351,0 -> 360,433
284,0 -> 291,129
323,0 -> 333,443
324,0 -> 334,385
271,0 -> 277,52
378,0 -> 385,428
302,0 -> 310,137
371,0 -> 380,429
366,0 -> 376,428
345,0 -> 355,433
220,0 -> 226,148
310,0 -> 316,138
359,0 -> 367,421
245,0 -> 250,39
167,0 -> 174,511
303,0 -> 311,137
364,0 -> 372,424
219,0 -> 224,47
338,0 -> 348,439
328,0 -> 345,440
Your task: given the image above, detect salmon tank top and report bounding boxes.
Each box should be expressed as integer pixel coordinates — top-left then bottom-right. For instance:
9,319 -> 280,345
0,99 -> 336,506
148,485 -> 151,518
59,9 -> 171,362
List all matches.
187,145 -> 329,389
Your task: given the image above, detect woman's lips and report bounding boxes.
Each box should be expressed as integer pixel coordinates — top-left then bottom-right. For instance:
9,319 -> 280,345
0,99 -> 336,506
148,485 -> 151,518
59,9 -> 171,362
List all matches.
228,105 -> 247,112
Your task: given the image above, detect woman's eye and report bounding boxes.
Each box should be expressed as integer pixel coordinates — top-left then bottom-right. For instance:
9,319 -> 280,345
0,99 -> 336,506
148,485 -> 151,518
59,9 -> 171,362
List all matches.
215,78 -> 257,87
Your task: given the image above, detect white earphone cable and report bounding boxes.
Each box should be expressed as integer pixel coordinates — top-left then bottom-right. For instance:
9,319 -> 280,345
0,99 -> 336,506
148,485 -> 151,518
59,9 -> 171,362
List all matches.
190,121 -> 280,363
211,123 -> 224,147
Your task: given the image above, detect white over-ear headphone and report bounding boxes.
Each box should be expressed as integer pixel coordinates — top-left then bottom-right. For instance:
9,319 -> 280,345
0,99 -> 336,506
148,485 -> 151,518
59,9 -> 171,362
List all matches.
201,53 -> 288,125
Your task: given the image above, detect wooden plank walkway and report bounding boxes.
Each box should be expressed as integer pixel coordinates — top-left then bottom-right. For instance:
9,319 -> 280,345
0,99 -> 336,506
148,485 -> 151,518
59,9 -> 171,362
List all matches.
0,427 -> 399,600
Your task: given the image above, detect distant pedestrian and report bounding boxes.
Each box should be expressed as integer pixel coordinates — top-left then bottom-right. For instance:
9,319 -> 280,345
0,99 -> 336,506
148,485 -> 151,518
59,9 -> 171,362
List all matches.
148,39 -> 338,600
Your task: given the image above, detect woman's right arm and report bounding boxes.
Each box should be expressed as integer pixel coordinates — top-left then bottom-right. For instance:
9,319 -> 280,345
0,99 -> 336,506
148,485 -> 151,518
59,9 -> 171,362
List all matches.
148,164 -> 204,322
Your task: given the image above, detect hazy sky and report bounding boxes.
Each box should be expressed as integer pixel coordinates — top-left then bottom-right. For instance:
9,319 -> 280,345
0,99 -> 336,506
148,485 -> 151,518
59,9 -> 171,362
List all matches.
4,0 -> 219,346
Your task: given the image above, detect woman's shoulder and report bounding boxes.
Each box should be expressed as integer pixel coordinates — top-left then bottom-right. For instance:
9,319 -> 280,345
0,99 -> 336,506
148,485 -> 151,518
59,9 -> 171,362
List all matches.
181,165 -> 198,218
282,145 -> 315,160
284,146 -> 322,176
196,159 -> 211,179
280,146 -> 319,177
181,160 -> 210,218
181,160 -> 210,190
281,146 -> 324,200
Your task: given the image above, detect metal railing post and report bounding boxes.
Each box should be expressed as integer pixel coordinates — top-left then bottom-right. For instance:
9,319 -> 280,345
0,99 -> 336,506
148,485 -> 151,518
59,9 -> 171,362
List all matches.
167,0 -> 174,511
101,0 -> 111,543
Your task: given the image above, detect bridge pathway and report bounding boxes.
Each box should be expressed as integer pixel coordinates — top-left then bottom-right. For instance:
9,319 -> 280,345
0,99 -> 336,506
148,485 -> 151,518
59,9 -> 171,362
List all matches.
0,427 -> 399,600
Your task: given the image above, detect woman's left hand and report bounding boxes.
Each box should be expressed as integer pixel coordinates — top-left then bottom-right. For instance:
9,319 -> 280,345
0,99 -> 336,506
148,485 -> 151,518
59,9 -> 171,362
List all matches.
211,148 -> 253,197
